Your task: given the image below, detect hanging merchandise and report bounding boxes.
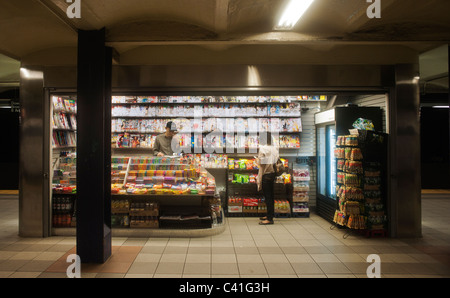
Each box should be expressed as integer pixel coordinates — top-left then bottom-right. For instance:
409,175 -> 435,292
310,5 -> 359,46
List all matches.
334,133 -> 365,229
352,118 -> 375,131
334,129 -> 388,236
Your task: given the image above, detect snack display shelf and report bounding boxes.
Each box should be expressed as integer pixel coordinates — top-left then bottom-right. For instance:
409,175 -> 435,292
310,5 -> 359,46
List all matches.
225,157 -> 294,217
332,131 -> 388,237
111,193 -> 214,198
291,158 -> 312,218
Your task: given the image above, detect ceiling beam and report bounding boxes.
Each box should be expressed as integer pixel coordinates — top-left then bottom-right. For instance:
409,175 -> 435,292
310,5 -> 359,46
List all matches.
214,0 -> 229,33
37,0 -> 79,33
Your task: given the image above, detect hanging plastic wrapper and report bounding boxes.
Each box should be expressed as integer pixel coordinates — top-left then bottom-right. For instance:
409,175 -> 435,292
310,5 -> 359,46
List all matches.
352,118 -> 375,131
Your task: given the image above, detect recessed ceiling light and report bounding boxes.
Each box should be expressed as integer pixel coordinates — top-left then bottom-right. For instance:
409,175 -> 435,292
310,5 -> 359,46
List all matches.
274,0 -> 315,30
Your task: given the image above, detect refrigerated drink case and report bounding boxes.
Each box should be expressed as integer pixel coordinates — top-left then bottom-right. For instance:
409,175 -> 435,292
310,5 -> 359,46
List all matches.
315,107 -> 384,223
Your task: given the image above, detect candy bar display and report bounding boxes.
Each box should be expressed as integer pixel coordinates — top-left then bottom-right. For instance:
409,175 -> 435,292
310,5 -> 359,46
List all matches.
108,155 -> 219,230
111,156 -> 216,196
111,156 -> 130,188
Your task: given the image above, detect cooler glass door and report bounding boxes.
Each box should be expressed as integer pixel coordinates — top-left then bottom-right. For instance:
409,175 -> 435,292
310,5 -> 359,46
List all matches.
327,125 -> 337,199
317,126 -> 326,196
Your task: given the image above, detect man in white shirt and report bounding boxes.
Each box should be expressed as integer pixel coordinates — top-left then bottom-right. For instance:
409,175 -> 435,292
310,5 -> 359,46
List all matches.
255,132 -> 279,225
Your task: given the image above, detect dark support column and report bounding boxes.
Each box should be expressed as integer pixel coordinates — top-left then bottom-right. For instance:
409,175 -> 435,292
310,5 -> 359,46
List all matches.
76,28 -> 112,263
389,64 -> 422,238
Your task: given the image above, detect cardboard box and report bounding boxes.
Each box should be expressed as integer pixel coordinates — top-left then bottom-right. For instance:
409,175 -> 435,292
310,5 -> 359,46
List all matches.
228,205 -> 242,213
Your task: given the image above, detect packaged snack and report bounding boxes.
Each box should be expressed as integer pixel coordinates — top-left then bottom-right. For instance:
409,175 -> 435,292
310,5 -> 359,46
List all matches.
352,118 -> 375,131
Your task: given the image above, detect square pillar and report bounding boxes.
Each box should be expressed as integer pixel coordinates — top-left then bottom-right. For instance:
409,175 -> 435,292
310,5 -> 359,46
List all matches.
76,28 -> 112,263
389,64 -> 422,238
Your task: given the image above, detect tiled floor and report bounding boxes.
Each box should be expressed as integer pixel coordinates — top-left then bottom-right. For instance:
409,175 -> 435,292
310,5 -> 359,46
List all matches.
1,193 -> 450,278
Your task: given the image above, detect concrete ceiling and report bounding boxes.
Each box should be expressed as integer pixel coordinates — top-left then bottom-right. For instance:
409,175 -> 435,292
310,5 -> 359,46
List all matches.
0,0 -> 449,91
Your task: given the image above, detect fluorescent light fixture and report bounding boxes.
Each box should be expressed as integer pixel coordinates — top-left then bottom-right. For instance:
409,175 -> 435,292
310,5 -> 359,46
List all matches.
247,66 -> 261,86
432,106 -> 449,109
275,0 -> 315,30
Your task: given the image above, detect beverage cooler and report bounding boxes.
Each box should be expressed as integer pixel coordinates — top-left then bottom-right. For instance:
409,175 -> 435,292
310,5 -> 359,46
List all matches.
314,106 -> 383,222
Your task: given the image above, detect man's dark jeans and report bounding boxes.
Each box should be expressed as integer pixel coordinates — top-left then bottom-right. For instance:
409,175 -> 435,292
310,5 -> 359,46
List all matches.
262,172 -> 276,221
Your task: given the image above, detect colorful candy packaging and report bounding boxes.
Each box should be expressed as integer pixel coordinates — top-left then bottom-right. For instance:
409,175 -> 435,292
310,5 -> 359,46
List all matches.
352,118 -> 375,131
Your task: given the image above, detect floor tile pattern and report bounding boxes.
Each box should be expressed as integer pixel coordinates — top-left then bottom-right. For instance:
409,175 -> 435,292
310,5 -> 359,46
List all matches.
1,193 -> 449,278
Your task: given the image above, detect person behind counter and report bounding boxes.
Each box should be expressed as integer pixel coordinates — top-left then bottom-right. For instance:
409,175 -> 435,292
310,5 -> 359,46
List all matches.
153,121 -> 179,156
